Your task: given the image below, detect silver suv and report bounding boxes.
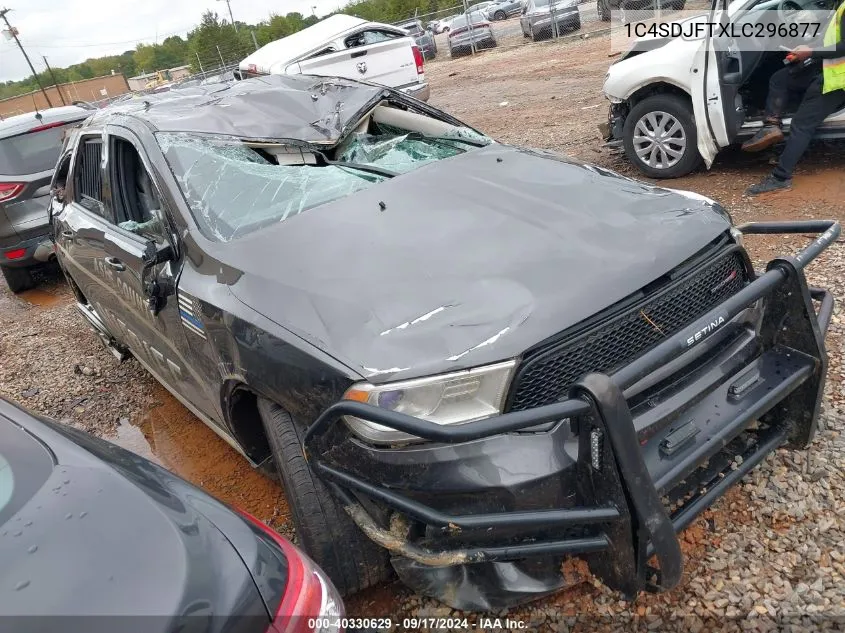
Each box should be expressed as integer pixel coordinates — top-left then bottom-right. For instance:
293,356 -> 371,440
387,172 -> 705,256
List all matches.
0,105 -> 91,292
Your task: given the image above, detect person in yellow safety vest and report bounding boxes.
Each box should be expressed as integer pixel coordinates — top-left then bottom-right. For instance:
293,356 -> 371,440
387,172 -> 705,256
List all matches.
743,0 -> 845,194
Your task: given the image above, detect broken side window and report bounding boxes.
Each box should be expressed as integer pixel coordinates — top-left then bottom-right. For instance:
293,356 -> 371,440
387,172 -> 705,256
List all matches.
157,132 -> 385,242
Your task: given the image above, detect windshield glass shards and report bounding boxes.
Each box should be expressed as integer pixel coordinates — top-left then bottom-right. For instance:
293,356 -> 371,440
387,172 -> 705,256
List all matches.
336,122 -> 491,174
158,132 -> 386,242
338,133 -> 462,174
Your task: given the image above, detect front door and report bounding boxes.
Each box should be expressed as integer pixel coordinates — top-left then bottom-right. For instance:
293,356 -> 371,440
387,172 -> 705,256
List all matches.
92,126 -> 221,422
692,0 -> 732,167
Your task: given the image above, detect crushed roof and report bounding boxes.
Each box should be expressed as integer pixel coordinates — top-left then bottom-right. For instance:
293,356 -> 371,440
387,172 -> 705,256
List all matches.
84,74 -> 386,144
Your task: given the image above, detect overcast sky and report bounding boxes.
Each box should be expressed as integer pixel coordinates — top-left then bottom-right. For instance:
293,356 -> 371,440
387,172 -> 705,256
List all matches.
0,0 -> 346,82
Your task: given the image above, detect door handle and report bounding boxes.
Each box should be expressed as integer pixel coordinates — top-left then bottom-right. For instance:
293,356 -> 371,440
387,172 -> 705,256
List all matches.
351,50 -> 367,58
61,230 -> 74,239
104,257 -> 125,272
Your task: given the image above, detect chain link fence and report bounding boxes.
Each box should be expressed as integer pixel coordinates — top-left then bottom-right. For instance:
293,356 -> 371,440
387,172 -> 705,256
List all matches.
389,0 -> 710,61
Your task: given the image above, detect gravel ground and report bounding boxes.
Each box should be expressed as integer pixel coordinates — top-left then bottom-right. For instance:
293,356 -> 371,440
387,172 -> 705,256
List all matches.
1,29 -> 844,629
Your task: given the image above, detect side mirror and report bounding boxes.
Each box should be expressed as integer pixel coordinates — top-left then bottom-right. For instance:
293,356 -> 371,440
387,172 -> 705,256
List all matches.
142,241 -> 175,315
142,240 -> 174,269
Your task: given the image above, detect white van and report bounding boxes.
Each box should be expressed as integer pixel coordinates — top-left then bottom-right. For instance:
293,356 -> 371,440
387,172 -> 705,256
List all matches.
240,14 -> 430,101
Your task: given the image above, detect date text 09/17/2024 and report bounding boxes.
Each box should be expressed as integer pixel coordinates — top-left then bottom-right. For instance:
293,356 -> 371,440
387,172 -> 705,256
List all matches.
306,617 -> 529,630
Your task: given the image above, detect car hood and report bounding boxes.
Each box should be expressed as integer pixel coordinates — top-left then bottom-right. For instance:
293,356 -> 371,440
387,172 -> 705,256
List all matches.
223,145 -> 731,382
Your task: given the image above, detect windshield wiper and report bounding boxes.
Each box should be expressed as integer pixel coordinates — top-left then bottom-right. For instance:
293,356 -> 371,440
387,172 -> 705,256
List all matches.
322,158 -> 398,179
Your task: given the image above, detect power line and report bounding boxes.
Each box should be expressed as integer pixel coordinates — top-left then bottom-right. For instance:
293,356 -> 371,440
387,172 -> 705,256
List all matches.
0,7 -> 53,106
18,25 -> 200,49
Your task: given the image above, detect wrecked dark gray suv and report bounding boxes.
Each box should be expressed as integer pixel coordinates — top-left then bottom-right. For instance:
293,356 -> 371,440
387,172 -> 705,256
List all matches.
51,75 -> 837,610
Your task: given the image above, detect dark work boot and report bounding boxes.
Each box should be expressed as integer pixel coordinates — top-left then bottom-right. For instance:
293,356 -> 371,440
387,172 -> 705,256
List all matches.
746,174 -> 792,196
741,124 -> 785,153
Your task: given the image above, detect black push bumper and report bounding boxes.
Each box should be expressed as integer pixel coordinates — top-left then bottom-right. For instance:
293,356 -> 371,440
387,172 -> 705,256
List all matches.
304,221 -> 838,608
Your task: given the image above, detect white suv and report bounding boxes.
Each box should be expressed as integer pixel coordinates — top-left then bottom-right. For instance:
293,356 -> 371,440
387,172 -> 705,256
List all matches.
602,0 -> 845,178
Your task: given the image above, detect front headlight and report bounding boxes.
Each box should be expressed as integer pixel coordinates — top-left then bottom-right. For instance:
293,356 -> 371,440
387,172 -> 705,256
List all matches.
343,360 -> 516,444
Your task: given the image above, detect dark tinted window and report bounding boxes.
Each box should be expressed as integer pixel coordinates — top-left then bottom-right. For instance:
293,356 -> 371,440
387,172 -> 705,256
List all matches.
399,22 -> 424,35
0,122 -> 80,176
0,415 -> 54,527
74,137 -> 107,218
345,29 -> 401,47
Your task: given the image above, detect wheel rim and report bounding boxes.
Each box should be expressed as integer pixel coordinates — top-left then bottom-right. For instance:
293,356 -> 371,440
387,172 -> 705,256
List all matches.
495,11 -> 505,18
632,110 -> 687,170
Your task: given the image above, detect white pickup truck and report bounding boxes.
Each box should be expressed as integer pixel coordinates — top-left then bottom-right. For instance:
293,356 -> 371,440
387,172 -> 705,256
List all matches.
239,14 -> 430,101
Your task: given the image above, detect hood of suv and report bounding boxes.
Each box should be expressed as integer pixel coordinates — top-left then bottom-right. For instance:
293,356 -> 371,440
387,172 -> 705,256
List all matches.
223,145 -> 731,382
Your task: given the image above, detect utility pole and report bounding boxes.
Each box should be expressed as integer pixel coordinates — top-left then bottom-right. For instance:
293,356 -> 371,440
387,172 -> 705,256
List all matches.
42,56 -> 66,105
0,7 -> 54,107
217,0 -> 237,31
250,29 -> 259,51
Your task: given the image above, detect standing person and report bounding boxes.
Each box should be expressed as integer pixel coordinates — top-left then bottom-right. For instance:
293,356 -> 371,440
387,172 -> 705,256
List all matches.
743,1 -> 845,195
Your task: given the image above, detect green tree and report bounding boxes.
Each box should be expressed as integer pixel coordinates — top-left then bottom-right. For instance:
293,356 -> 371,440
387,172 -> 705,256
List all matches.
187,10 -> 250,72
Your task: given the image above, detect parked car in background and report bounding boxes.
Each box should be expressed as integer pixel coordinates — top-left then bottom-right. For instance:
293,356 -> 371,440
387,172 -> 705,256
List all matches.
434,14 -> 461,31
240,14 -> 429,102
485,0 -> 525,20
520,0 -> 581,39
396,18 -> 438,60
596,0 -> 685,21
448,13 -> 498,56
0,397 -> 344,631
466,1 -> 496,14
0,105 -> 90,293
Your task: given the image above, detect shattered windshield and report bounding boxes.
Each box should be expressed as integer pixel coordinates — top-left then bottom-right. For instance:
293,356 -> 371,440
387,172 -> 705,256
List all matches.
158,132 -> 385,242
337,123 -> 490,175
158,122 -> 490,242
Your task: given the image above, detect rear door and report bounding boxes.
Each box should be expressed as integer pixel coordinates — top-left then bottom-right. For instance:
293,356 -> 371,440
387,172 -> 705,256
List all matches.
0,119 -> 84,247
296,27 -> 419,89
53,132 -> 114,309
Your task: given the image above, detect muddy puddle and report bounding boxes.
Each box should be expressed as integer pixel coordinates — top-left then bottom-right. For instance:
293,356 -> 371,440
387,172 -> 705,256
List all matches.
110,385 -> 293,536
17,287 -> 65,308
111,385 -> 400,613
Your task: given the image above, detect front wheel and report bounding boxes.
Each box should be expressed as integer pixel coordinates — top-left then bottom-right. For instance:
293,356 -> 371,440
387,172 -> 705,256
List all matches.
622,94 -> 702,178
257,398 -> 391,596
494,10 -> 507,19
